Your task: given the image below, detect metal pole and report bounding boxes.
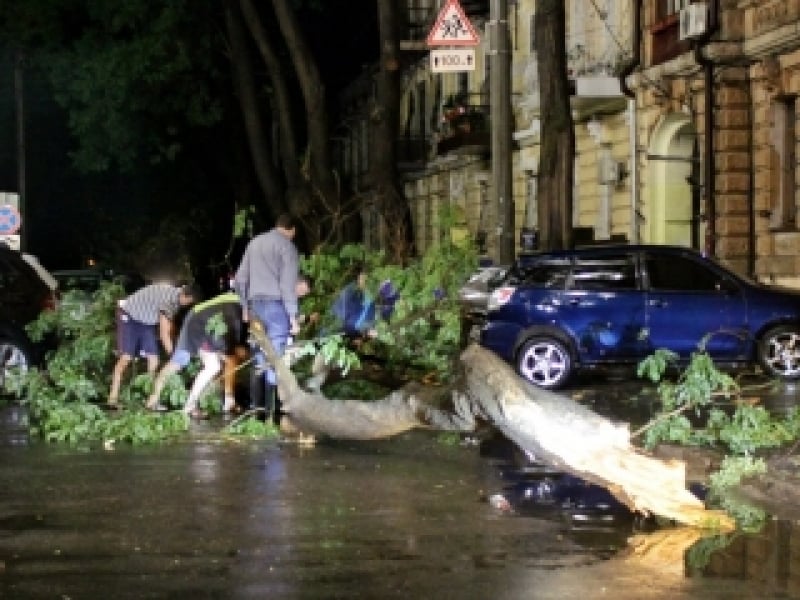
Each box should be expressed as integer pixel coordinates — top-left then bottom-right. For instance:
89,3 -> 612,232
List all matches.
14,49 -> 26,251
490,0 -> 514,264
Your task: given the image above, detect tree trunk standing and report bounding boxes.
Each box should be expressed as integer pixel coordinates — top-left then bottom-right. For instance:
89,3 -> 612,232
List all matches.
249,320 -> 734,529
238,0 -> 313,225
535,0 -> 574,251
223,0 -> 286,220
374,0 -> 409,262
272,0 -> 343,245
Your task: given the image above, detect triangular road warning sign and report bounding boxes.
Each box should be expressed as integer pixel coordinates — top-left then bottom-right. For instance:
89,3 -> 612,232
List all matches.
426,0 -> 480,47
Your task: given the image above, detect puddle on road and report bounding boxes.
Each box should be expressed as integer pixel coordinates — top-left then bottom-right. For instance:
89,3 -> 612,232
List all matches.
0,404 -> 797,599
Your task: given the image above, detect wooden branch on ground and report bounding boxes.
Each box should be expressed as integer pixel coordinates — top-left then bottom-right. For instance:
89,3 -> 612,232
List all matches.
249,317 -> 735,530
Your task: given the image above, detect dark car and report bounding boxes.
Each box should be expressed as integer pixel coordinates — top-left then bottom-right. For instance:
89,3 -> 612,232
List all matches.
0,247 -> 59,386
480,244 -> 800,389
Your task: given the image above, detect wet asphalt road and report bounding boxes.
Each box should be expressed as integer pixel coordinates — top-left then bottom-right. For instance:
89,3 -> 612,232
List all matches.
1,377 -> 799,599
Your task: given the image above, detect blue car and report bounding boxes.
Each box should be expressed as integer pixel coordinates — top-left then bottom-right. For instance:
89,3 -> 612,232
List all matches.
480,244 -> 800,389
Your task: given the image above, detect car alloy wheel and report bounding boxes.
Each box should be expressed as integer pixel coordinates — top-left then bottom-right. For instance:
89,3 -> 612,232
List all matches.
0,338 -> 30,390
517,336 -> 572,389
759,325 -> 800,380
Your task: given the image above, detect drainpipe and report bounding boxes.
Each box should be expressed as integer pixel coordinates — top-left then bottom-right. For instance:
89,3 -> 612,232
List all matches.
619,1 -> 641,243
746,88 -> 755,278
693,0 -> 720,257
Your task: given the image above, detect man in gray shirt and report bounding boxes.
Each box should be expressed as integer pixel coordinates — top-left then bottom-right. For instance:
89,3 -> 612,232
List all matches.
234,213 -> 301,421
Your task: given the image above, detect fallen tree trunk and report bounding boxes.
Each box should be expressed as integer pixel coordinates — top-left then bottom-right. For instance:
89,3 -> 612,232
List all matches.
250,319 -> 734,530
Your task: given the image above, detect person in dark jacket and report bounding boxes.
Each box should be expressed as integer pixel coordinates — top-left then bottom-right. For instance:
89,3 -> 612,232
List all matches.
146,291 -> 244,418
306,267 -> 397,390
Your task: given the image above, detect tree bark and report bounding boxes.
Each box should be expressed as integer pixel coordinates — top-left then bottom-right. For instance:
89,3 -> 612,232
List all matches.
373,0 -> 410,262
535,0 -> 574,251
271,0 -> 342,244
249,319 -> 734,529
223,0 -> 286,219
238,0 -> 311,220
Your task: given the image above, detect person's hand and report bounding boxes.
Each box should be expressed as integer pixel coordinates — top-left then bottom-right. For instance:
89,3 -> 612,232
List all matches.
290,318 -> 300,335
367,328 -> 378,339
242,308 -> 249,323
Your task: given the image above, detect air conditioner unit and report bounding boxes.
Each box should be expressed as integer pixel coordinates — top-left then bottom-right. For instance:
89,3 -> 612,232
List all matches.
679,3 -> 708,41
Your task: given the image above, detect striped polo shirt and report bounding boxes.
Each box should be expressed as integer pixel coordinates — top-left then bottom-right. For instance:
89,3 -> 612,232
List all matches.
122,284 -> 181,325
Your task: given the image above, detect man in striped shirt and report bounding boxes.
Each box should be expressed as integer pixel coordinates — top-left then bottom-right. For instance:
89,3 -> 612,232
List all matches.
108,282 -> 201,408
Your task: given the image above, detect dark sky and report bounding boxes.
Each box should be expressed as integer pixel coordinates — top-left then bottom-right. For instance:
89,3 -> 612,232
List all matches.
0,2 -> 379,277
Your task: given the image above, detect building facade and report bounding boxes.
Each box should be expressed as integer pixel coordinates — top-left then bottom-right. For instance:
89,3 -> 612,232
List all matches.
334,0 -> 800,285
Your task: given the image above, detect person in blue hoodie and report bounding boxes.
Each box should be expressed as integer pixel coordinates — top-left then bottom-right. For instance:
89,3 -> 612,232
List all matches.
331,267 -> 376,338
307,266 -> 397,390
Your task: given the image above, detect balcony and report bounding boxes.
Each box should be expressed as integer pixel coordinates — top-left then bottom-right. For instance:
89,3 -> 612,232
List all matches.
436,102 -> 490,156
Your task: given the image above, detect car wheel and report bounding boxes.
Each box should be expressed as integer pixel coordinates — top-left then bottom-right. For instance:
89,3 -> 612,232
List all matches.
517,336 -> 573,389
0,333 -> 32,390
758,326 -> 800,380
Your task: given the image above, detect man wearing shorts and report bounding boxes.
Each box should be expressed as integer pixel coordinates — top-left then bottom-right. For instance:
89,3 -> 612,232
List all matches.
108,282 -> 200,409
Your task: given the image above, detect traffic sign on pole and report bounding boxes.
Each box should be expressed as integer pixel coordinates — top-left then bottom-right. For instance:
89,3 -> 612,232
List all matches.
430,48 -> 476,72
426,0 -> 480,47
0,204 -> 21,235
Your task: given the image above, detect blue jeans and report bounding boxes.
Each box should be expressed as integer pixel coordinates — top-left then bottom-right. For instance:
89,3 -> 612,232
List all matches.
249,298 -> 289,385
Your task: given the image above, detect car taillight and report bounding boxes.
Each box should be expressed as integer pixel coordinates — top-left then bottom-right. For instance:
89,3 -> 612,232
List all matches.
488,286 -> 516,311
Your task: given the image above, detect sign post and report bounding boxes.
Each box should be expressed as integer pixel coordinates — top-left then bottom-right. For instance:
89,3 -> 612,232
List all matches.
430,48 -> 476,73
0,192 -> 22,250
426,0 -> 480,47
427,1 -> 480,73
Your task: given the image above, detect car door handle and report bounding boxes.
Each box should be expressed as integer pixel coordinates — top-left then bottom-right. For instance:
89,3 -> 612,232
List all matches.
648,299 -> 666,308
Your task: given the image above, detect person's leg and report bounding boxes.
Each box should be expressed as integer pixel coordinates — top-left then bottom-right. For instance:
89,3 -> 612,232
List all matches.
261,301 -> 290,386
146,361 -> 180,410
184,350 -> 221,416
222,353 -> 238,412
261,301 -> 290,423
109,354 -> 132,405
108,311 -> 137,406
139,324 -> 161,374
247,300 -> 269,417
145,354 -> 159,374
249,363 -> 265,417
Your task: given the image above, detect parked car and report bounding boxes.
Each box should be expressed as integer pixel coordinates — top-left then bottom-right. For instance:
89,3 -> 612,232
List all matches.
480,244 -> 800,389
0,246 -> 59,387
